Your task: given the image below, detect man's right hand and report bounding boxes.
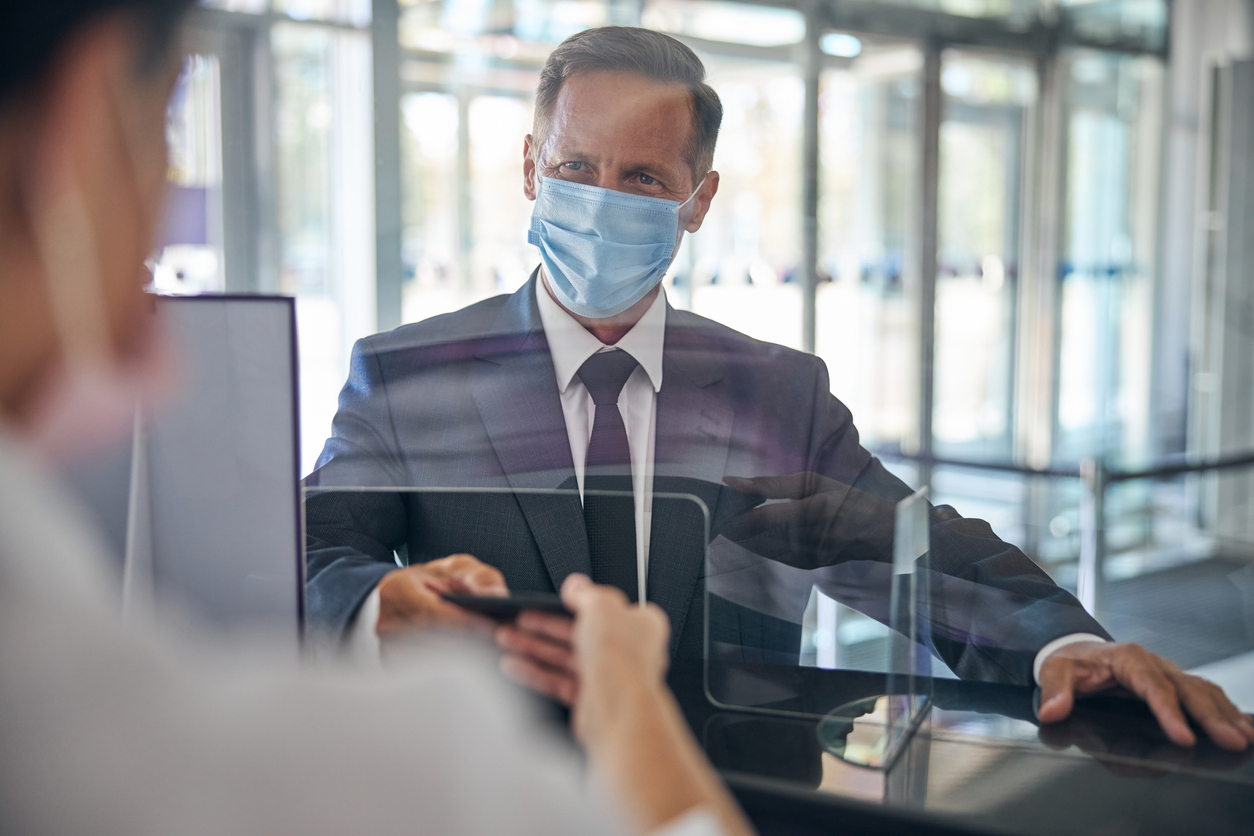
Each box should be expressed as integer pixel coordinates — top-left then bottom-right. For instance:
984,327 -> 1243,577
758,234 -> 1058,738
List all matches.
376,554 -> 508,640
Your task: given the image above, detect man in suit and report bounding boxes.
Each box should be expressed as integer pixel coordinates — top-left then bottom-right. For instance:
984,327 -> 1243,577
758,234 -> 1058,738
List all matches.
306,26 -> 1252,750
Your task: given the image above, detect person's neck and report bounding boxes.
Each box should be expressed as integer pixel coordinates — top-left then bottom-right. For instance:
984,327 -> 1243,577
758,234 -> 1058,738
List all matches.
540,270 -> 659,345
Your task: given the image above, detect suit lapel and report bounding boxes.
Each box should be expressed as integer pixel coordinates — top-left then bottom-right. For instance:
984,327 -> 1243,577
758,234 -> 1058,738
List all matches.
471,279 -> 590,589
649,311 -> 734,654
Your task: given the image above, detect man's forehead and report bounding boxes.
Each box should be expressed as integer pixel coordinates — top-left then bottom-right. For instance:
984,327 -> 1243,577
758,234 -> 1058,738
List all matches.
546,71 -> 693,145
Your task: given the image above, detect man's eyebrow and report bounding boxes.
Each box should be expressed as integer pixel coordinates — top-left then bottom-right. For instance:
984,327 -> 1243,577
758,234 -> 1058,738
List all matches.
629,161 -> 689,187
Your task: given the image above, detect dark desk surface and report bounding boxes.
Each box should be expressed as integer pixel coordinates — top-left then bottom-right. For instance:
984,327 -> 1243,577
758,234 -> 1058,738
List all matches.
667,662 -> 1254,836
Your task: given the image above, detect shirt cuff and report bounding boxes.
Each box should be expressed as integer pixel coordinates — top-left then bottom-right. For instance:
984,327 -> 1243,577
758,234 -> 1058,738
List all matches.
1033,633 -> 1109,684
347,586 -> 384,666
652,808 -> 725,836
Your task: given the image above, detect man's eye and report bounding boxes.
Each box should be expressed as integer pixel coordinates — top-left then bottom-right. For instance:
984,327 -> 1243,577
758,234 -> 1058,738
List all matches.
639,174 -> 658,186
563,161 -> 586,171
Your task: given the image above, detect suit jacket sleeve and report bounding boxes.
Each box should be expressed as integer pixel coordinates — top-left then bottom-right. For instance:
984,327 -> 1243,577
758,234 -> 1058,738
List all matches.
802,356 -> 1112,685
304,337 -> 410,640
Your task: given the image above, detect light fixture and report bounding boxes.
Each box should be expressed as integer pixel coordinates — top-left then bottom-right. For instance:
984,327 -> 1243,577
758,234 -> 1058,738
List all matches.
820,32 -> 862,58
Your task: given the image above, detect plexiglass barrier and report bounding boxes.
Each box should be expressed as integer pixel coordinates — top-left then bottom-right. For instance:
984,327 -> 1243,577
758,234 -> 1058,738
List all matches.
300,485 -> 710,649
702,486 -> 933,770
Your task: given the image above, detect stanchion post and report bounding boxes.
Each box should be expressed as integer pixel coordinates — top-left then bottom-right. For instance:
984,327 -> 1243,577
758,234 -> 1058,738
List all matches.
1078,457 -> 1107,615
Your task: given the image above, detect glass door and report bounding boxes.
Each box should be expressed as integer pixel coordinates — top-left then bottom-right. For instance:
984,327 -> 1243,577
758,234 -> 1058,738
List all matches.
932,49 -> 1036,463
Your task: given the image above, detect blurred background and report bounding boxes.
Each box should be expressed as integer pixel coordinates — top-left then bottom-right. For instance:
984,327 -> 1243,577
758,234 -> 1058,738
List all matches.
159,0 -> 1254,692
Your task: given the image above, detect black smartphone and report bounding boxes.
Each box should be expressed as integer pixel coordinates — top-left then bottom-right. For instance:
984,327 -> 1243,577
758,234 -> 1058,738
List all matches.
441,592 -> 571,621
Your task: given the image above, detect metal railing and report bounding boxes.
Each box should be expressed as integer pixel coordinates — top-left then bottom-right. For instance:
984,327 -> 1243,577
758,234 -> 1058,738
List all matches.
873,448 -> 1254,614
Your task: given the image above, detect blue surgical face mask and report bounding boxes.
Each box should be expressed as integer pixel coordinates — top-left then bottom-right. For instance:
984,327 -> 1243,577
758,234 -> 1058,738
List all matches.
528,176 -> 704,319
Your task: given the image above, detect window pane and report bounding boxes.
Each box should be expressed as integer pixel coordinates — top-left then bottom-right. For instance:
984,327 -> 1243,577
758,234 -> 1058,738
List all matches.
641,0 -> 805,47
469,96 -> 536,295
399,0 -> 632,48
401,92 -> 465,320
273,0 -> 371,25
674,52 -> 804,350
198,0 -> 269,12
1055,50 -> 1163,464
932,50 -> 1036,460
274,23 -> 377,474
815,45 -> 923,449
156,55 -> 226,295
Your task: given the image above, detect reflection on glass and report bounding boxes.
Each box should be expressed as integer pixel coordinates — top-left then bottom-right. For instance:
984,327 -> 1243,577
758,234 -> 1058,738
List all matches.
819,695 -> 895,767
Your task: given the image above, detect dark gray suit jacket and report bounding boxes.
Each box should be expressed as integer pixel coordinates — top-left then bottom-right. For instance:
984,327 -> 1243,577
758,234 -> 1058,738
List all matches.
305,276 -> 1110,683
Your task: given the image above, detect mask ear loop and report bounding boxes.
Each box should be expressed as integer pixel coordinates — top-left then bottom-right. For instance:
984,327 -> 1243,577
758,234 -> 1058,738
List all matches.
670,173 -> 708,256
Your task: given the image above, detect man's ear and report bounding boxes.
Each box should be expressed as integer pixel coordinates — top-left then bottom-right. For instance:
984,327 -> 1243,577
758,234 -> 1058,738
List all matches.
685,171 -> 719,233
522,134 -> 537,201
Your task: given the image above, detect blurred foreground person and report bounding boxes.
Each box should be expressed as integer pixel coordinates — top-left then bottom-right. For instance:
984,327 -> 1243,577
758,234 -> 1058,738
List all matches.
0,2 -> 753,834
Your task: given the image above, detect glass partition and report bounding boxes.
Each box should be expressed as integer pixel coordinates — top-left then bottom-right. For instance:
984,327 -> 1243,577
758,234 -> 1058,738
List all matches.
301,485 -> 711,650
702,483 -> 933,770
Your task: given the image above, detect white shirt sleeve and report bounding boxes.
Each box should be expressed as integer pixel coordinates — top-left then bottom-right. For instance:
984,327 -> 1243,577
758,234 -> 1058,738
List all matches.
346,585 -> 384,665
1033,633 -> 1110,684
652,808 -> 727,836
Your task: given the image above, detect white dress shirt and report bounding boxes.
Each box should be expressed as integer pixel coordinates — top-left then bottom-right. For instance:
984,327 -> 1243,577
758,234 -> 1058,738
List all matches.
534,275 -> 667,603
352,277 -> 1102,682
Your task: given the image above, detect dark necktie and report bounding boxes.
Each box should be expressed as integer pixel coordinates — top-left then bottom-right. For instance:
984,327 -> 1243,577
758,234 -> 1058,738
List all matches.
577,349 -> 640,602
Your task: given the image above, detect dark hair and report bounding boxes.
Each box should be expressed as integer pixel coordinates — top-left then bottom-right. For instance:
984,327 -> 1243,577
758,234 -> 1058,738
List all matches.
0,0 -> 191,105
534,26 -> 723,183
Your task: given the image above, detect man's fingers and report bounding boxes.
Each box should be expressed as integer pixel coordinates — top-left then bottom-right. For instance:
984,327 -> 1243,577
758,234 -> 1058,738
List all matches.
561,572 -> 627,613
500,654 -> 577,705
496,624 -> 577,674
380,584 -> 494,635
1121,663 -> 1195,747
1171,674 -> 1250,752
1037,657 -> 1077,724
1239,711 -> 1254,742
724,473 -> 810,500
717,502 -> 797,541
429,553 -> 508,596
516,610 -> 575,643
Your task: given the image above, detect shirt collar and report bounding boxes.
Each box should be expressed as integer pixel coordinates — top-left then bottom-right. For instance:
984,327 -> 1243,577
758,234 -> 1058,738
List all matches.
534,274 -> 666,395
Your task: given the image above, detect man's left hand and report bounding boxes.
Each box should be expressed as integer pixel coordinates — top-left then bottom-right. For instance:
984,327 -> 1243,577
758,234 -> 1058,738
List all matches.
1038,641 -> 1254,751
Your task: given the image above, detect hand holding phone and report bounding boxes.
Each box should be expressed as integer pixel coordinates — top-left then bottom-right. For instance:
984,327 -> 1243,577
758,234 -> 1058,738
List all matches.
440,592 -> 571,621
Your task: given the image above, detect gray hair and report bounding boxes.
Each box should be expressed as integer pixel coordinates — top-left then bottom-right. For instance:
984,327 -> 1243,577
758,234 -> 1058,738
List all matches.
533,26 -> 723,184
